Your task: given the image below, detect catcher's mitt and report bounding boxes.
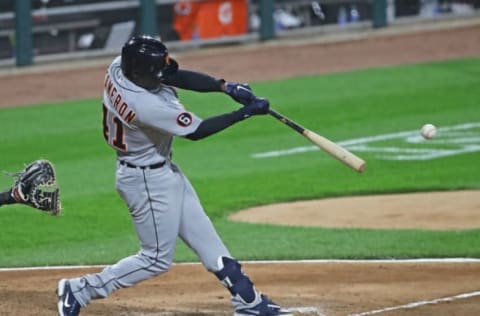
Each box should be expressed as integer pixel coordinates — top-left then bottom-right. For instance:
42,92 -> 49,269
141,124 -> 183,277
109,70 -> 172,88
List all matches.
9,159 -> 61,215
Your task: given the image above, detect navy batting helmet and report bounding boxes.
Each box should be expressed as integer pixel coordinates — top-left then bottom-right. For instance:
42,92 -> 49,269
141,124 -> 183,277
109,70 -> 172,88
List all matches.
121,35 -> 178,89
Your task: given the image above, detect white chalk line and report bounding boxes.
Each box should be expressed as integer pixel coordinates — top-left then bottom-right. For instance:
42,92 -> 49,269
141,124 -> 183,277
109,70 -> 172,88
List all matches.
252,122 -> 480,160
349,290 -> 480,316
289,306 -> 325,315
1,258 -> 480,272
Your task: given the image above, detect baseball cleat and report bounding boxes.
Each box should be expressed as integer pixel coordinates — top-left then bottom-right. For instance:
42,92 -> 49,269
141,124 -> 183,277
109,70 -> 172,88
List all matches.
57,279 -> 81,316
234,294 -> 293,316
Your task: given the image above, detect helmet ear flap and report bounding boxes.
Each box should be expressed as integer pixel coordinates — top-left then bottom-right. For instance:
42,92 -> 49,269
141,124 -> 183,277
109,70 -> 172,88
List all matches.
160,56 -> 179,79
121,35 -> 179,89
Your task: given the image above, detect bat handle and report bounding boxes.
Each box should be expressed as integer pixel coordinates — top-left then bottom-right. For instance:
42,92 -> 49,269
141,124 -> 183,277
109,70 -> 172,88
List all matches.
268,109 -> 305,135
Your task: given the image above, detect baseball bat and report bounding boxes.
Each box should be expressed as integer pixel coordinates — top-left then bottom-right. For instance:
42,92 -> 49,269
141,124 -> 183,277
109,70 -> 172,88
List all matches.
268,109 -> 366,173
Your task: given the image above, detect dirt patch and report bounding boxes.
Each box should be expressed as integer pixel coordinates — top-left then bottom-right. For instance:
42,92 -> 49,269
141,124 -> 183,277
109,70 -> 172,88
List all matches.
230,190 -> 480,230
1,18 -> 480,316
2,262 -> 480,315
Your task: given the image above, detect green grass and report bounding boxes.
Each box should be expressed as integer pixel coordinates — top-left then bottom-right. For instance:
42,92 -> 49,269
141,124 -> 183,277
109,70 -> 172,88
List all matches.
0,57 -> 479,267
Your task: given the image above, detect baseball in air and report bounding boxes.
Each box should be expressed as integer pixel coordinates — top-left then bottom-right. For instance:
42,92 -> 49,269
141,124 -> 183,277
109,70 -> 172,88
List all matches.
421,123 -> 437,140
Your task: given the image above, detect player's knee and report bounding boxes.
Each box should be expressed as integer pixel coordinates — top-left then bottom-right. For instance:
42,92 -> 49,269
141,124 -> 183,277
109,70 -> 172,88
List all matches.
214,256 -> 256,303
153,258 -> 172,274
139,250 -> 172,275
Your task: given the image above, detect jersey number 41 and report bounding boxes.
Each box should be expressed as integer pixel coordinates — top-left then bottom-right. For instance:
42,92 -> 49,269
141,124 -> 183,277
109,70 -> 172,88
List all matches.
102,103 -> 127,151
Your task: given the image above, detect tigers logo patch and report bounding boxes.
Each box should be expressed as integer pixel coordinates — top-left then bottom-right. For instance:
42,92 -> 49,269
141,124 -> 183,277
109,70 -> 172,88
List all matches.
176,112 -> 193,127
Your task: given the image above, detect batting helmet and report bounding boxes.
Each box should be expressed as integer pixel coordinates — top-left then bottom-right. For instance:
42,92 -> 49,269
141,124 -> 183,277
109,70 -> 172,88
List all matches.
121,35 -> 179,89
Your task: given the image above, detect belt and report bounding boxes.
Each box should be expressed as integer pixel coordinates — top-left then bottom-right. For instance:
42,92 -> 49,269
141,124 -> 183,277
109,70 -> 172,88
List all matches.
119,160 -> 166,169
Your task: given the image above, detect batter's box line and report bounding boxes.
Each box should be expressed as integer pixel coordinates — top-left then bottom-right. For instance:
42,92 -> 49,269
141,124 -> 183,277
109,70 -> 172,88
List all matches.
348,290 -> 480,316
289,306 -> 325,315
122,306 -> 324,316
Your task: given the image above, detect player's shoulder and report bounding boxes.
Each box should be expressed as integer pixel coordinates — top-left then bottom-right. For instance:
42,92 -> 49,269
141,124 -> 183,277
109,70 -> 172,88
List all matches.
108,59 -> 143,94
108,55 -> 122,72
154,86 -> 184,107
159,85 -> 179,98
112,55 -> 122,65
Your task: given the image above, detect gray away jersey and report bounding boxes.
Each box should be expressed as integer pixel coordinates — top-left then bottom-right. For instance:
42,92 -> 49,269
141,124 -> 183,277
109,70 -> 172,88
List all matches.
102,56 -> 202,166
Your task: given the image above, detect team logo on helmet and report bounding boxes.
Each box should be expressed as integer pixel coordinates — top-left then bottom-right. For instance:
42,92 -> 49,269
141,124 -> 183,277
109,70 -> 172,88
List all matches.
177,112 -> 193,127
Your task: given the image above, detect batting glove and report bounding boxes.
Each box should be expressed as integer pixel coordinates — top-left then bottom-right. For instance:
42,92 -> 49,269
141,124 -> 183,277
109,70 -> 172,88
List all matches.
240,97 -> 270,118
224,81 -> 255,105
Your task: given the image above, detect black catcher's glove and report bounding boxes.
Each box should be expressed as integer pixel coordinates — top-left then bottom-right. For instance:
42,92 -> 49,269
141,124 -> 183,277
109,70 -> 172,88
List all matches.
9,160 -> 61,215
224,81 -> 256,105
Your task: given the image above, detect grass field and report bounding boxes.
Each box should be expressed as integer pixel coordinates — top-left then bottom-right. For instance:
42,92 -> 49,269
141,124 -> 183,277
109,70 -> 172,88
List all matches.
0,57 -> 479,267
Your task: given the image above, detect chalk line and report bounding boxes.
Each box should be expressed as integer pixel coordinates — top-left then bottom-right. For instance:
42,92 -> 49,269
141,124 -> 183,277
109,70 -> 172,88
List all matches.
1,258 -> 480,272
349,290 -> 480,316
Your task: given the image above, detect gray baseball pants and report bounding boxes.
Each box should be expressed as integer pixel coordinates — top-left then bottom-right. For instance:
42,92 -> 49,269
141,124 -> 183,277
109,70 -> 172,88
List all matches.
68,161 -> 230,306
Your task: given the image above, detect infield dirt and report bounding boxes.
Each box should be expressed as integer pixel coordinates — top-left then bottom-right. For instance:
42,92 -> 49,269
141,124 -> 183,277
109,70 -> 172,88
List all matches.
1,18 -> 480,316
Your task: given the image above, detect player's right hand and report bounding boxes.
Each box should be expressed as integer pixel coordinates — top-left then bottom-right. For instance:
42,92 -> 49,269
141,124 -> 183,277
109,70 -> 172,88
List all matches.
241,97 -> 270,117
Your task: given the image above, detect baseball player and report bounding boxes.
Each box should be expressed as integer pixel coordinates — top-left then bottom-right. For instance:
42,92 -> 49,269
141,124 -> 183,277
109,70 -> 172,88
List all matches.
57,35 -> 292,316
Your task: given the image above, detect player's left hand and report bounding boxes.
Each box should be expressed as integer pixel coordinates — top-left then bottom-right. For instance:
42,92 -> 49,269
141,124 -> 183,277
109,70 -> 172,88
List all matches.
9,159 -> 62,215
224,82 -> 255,105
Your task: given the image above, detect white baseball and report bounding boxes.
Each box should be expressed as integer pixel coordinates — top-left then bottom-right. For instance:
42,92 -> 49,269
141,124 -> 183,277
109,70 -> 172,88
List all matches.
421,123 -> 437,140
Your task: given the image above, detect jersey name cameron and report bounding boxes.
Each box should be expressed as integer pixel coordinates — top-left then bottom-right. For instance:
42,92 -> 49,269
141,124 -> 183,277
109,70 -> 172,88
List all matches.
104,73 -> 136,123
